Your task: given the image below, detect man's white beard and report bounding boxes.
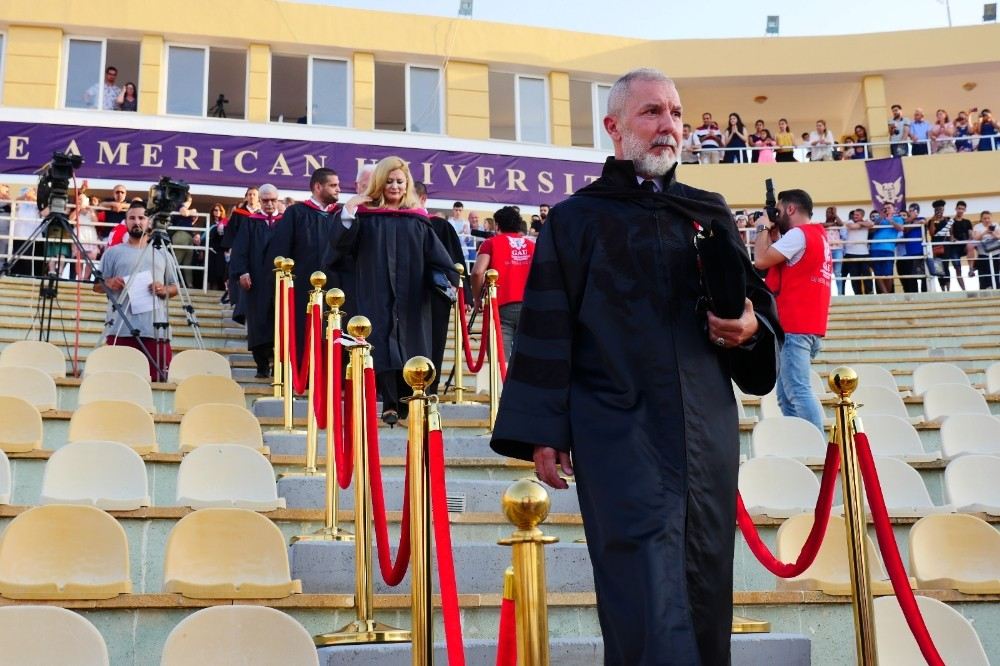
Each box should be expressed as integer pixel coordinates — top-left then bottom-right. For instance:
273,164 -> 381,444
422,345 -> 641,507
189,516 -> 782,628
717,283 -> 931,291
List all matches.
621,129 -> 678,178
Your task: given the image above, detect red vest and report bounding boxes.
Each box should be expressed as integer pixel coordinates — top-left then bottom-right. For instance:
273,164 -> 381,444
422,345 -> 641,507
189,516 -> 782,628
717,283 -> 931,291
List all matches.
765,223 -> 832,336
489,233 -> 535,306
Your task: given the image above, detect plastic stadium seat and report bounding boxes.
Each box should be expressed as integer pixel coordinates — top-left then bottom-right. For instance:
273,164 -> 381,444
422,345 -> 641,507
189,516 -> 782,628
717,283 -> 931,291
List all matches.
40,441 -> 150,510
0,340 -> 65,378
83,344 -> 150,380
0,504 -> 131,599
751,417 -> 827,464
176,446 -> 285,511
0,396 -> 43,453
161,606 -> 319,666
912,362 -> 971,397
168,349 -> 233,383
860,414 -> 939,462
986,361 -> 1000,397
163,508 -> 301,598
174,375 -> 245,415
922,384 -> 991,424
834,457 -> 953,518
759,390 -> 782,420
0,606 -> 110,666
776,513 -> 898,595
0,450 -> 10,504
945,455 -> 1000,515
854,364 -> 910,397
179,403 -> 266,454
68,400 -> 158,454
78,371 -> 156,413
809,369 -> 835,400
854,386 -> 921,425
0,366 -> 58,411
909,513 -> 1000,593
940,414 -> 1000,459
738,457 -> 819,518
874,596 -> 989,666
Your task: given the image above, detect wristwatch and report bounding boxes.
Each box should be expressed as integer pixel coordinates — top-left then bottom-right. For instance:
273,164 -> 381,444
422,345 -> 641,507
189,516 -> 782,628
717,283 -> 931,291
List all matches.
756,224 -> 767,233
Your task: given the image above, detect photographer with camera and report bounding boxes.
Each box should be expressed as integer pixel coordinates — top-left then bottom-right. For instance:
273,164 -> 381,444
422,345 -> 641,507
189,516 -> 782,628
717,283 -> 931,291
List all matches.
753,188 -> 832,433
973,211 -> 1000,290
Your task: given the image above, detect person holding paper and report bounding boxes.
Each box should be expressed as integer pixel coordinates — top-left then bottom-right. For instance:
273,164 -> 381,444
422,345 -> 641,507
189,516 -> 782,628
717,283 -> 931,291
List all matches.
94,200 -> 178,381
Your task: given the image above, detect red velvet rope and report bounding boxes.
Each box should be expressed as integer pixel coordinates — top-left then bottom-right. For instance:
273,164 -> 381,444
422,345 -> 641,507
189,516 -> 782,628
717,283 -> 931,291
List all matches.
429,426 -> 466,666
311,303 -> 326,429
855,432 -> 945,666
736,442 -> 842,577
284,285 -> 310,395
491,295 -> 507,382
332,333 -> 353,490
495,597 -> 517,666
457,285 -> 489,373
364,366 -> 411,586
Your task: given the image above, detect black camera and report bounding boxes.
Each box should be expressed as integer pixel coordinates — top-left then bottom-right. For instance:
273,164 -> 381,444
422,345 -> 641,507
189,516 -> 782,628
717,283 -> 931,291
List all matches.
36,151 -> 83,215
764,178 -> 779,223
146,176 -> 190,230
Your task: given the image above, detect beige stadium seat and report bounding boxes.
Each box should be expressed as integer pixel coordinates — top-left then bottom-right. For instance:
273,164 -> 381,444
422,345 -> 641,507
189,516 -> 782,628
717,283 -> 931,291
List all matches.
68,400 -> 158,454
854,364 -> 910,397
912,362 -> 971,397
0,504 -> 131,599
0,606 -> 110,666
759,390 -> 782,420
945,454 -> 1000,515
78,371 -> 156,413
176,445 -> 285,511
163,507 -> 301,598
874,596 -> 989,666
0,396 -> 43,453
161,606 -> 319,666
0,340 -> 65,378
168,349 -> 233,383
0,366 -> 58,411
751,416 -> 827,464
854,386 -> 921,425
40,441 -> 150,510
860,414 -> 939,462
738,457 -> 819,518
0,450 -> 10,504
910,513 -> 1000,593
986,361 -> 1000,397
809,369 -> 835,400
776,513 -> 898,595
82,344 -> 149,380
835,457 -> 952,518
179,403 -> 266,454
174,375 -> 245,415
922,384 -> 991,424
940,414 -> 1000,459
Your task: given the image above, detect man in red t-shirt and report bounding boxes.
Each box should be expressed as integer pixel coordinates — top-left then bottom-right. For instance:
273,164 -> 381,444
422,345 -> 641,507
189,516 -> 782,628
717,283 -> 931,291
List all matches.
471,206 -> 536,359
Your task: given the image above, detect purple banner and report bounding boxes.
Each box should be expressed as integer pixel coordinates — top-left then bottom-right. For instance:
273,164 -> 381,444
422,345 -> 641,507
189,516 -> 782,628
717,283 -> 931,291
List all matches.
865,157 -> 906,213
0,121 -> 603,206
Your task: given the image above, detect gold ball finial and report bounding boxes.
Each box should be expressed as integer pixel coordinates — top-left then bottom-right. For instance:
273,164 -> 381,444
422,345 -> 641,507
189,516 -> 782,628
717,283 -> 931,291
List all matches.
402,356 -> 436,391
455,262 -> 466,276
310,271 -> 327,289
325,288 -> 345,309
280,257 -> 295,273
273,256 -> 286,269
501,478 -> 551,531
829,366 -> 859,397
347,315 -> 372,339
485,268 -> 499,285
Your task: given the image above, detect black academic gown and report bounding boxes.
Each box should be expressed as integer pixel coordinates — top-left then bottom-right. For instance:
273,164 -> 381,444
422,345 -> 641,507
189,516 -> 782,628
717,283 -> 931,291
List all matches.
229,212 -> 280,349
427,215 -> 470,395
491,158 -> 782,666
224,208 -> 255,323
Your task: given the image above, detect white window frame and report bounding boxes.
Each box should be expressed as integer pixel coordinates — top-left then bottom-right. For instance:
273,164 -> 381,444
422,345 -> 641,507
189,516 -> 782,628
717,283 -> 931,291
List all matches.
514,74 -> 549,144
61,36 -> 108,110
592,82 -> 612,150
404,64 -> 444,135
0,32 -> 7,104
164,43 -> 210,117
306,55 -> 352,128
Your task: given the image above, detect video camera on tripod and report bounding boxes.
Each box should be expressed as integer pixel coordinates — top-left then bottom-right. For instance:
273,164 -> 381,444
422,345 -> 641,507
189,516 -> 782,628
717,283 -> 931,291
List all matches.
36,151 -> 83,216
145,176 -> 191,233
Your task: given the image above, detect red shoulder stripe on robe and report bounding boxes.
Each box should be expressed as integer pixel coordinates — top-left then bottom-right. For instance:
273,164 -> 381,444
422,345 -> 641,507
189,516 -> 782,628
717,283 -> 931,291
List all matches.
356,205 -> 429,220
302,199 -> 343,214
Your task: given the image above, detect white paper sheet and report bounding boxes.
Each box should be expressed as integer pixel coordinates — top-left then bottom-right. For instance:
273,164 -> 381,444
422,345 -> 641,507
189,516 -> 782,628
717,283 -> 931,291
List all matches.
127,270 -> 155,315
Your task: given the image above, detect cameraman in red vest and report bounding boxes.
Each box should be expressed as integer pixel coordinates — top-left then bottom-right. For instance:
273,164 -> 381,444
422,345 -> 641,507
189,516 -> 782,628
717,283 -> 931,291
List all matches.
471,205 -> 536,360
753,189 -> 832,433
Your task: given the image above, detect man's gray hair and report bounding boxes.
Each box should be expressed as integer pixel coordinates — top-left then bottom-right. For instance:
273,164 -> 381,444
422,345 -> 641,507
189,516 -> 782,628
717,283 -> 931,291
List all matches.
606,68 -> 675,118
259,183 -> 279,198
356,163 -> 375,181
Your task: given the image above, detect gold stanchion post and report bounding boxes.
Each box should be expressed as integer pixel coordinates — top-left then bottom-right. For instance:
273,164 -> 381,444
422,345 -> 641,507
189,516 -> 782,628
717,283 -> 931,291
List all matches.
315,316 -> 409,647
281,257 -> 302,432
830,366 -> 879,665
486,268 -> 501,431
301,271 -> 327,475
272,256 -> 285,399
498,478 -> 558,666
451,263 -> 468,404
403,357 -> 435,666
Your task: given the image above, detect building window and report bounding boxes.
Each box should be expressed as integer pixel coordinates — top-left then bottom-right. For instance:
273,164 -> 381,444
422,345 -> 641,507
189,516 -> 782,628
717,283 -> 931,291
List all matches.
207,48 -> 247,120
569,79 -> 594,148
166,46 -> 207,116
166,46 -> 246,118
489,72 -> 549,143
374,62 -> 405,131
270,54 -> 307,123
594,84 -> 612,150
407,66 -> 442,134
374,62 -> 442,133
63,38 -> 140,111
489,71 -> 516,141
311,58 -> 349,127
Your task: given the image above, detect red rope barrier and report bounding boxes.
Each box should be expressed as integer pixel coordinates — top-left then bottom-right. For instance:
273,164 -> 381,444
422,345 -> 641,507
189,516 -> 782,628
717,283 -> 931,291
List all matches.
855,432 -> 945,666
429,425 -> 466,665
496,596 -> 517,666
364,366 -> 411,586
284,285 -> 310,395
736,442 -> 841,577
457,286 -> 489,373
311,303 -> 326,429
491,296 -> 507,382
332,333 -> 353,490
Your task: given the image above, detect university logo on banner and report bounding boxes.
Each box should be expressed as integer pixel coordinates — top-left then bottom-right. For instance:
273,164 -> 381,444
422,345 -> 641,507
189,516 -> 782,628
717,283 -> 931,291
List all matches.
865,157 -> 906,213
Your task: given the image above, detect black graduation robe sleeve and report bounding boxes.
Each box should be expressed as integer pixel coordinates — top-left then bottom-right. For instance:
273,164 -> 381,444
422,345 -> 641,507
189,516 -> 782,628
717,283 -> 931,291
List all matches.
229,214 -> 251,279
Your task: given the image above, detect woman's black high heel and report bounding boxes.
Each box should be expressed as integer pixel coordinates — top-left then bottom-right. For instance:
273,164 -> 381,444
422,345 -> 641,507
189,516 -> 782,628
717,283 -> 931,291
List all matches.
381,409 -> 399,428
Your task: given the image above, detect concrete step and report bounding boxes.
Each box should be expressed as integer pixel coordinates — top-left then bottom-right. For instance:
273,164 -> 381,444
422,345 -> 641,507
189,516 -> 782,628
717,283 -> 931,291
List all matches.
264,429 -> 497,458
252,398 -> 489,421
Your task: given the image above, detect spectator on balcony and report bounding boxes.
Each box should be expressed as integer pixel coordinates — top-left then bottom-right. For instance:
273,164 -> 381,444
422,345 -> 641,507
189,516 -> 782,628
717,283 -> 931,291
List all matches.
448,201 -> 469,235
930,109 -> 955,153
972,211 -> 999,290
951,200 -> 975,286
870,203 -> 903,294
775,118 -> 796,162
928,199 -> 955,290
908,108 -> 931,156
888,104 -> 910,157
748,119 -> 767,163
954,111 -> 974,152
753,128 -> 777,163
843,208 -> 874,295
851,125 -> 871,159
100,184 -> 129,241
898,203 -> 927,293
85,66 -> 121,111
69,192 -> 100,281
169,195 -> 200,287
722,113 -> 748,164
115,82 -> 137,112
680,123 -> 700,164
975,109 -> 997,151
808,120 -> 835,161
695,112 -> 723,164
824,207 -> 847,295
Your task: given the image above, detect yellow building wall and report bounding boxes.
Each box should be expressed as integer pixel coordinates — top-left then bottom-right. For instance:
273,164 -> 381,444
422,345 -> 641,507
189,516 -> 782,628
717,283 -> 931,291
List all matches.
138,34 -> 163,115
862,76 -> 890,159
3,25 -> 62,108
445,61 -> 489,140
246,43 -> 270,123
353,52 -> 374,131
549,72 -> 571,147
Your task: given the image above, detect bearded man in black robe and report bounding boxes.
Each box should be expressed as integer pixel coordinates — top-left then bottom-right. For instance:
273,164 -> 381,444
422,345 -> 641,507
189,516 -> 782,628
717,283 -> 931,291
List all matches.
490,68 -> 783,666
223,186 -> 260,323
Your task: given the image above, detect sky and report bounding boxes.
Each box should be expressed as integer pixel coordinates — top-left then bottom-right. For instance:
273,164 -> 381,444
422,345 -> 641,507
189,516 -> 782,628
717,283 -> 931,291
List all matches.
298,0 -> 994,39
